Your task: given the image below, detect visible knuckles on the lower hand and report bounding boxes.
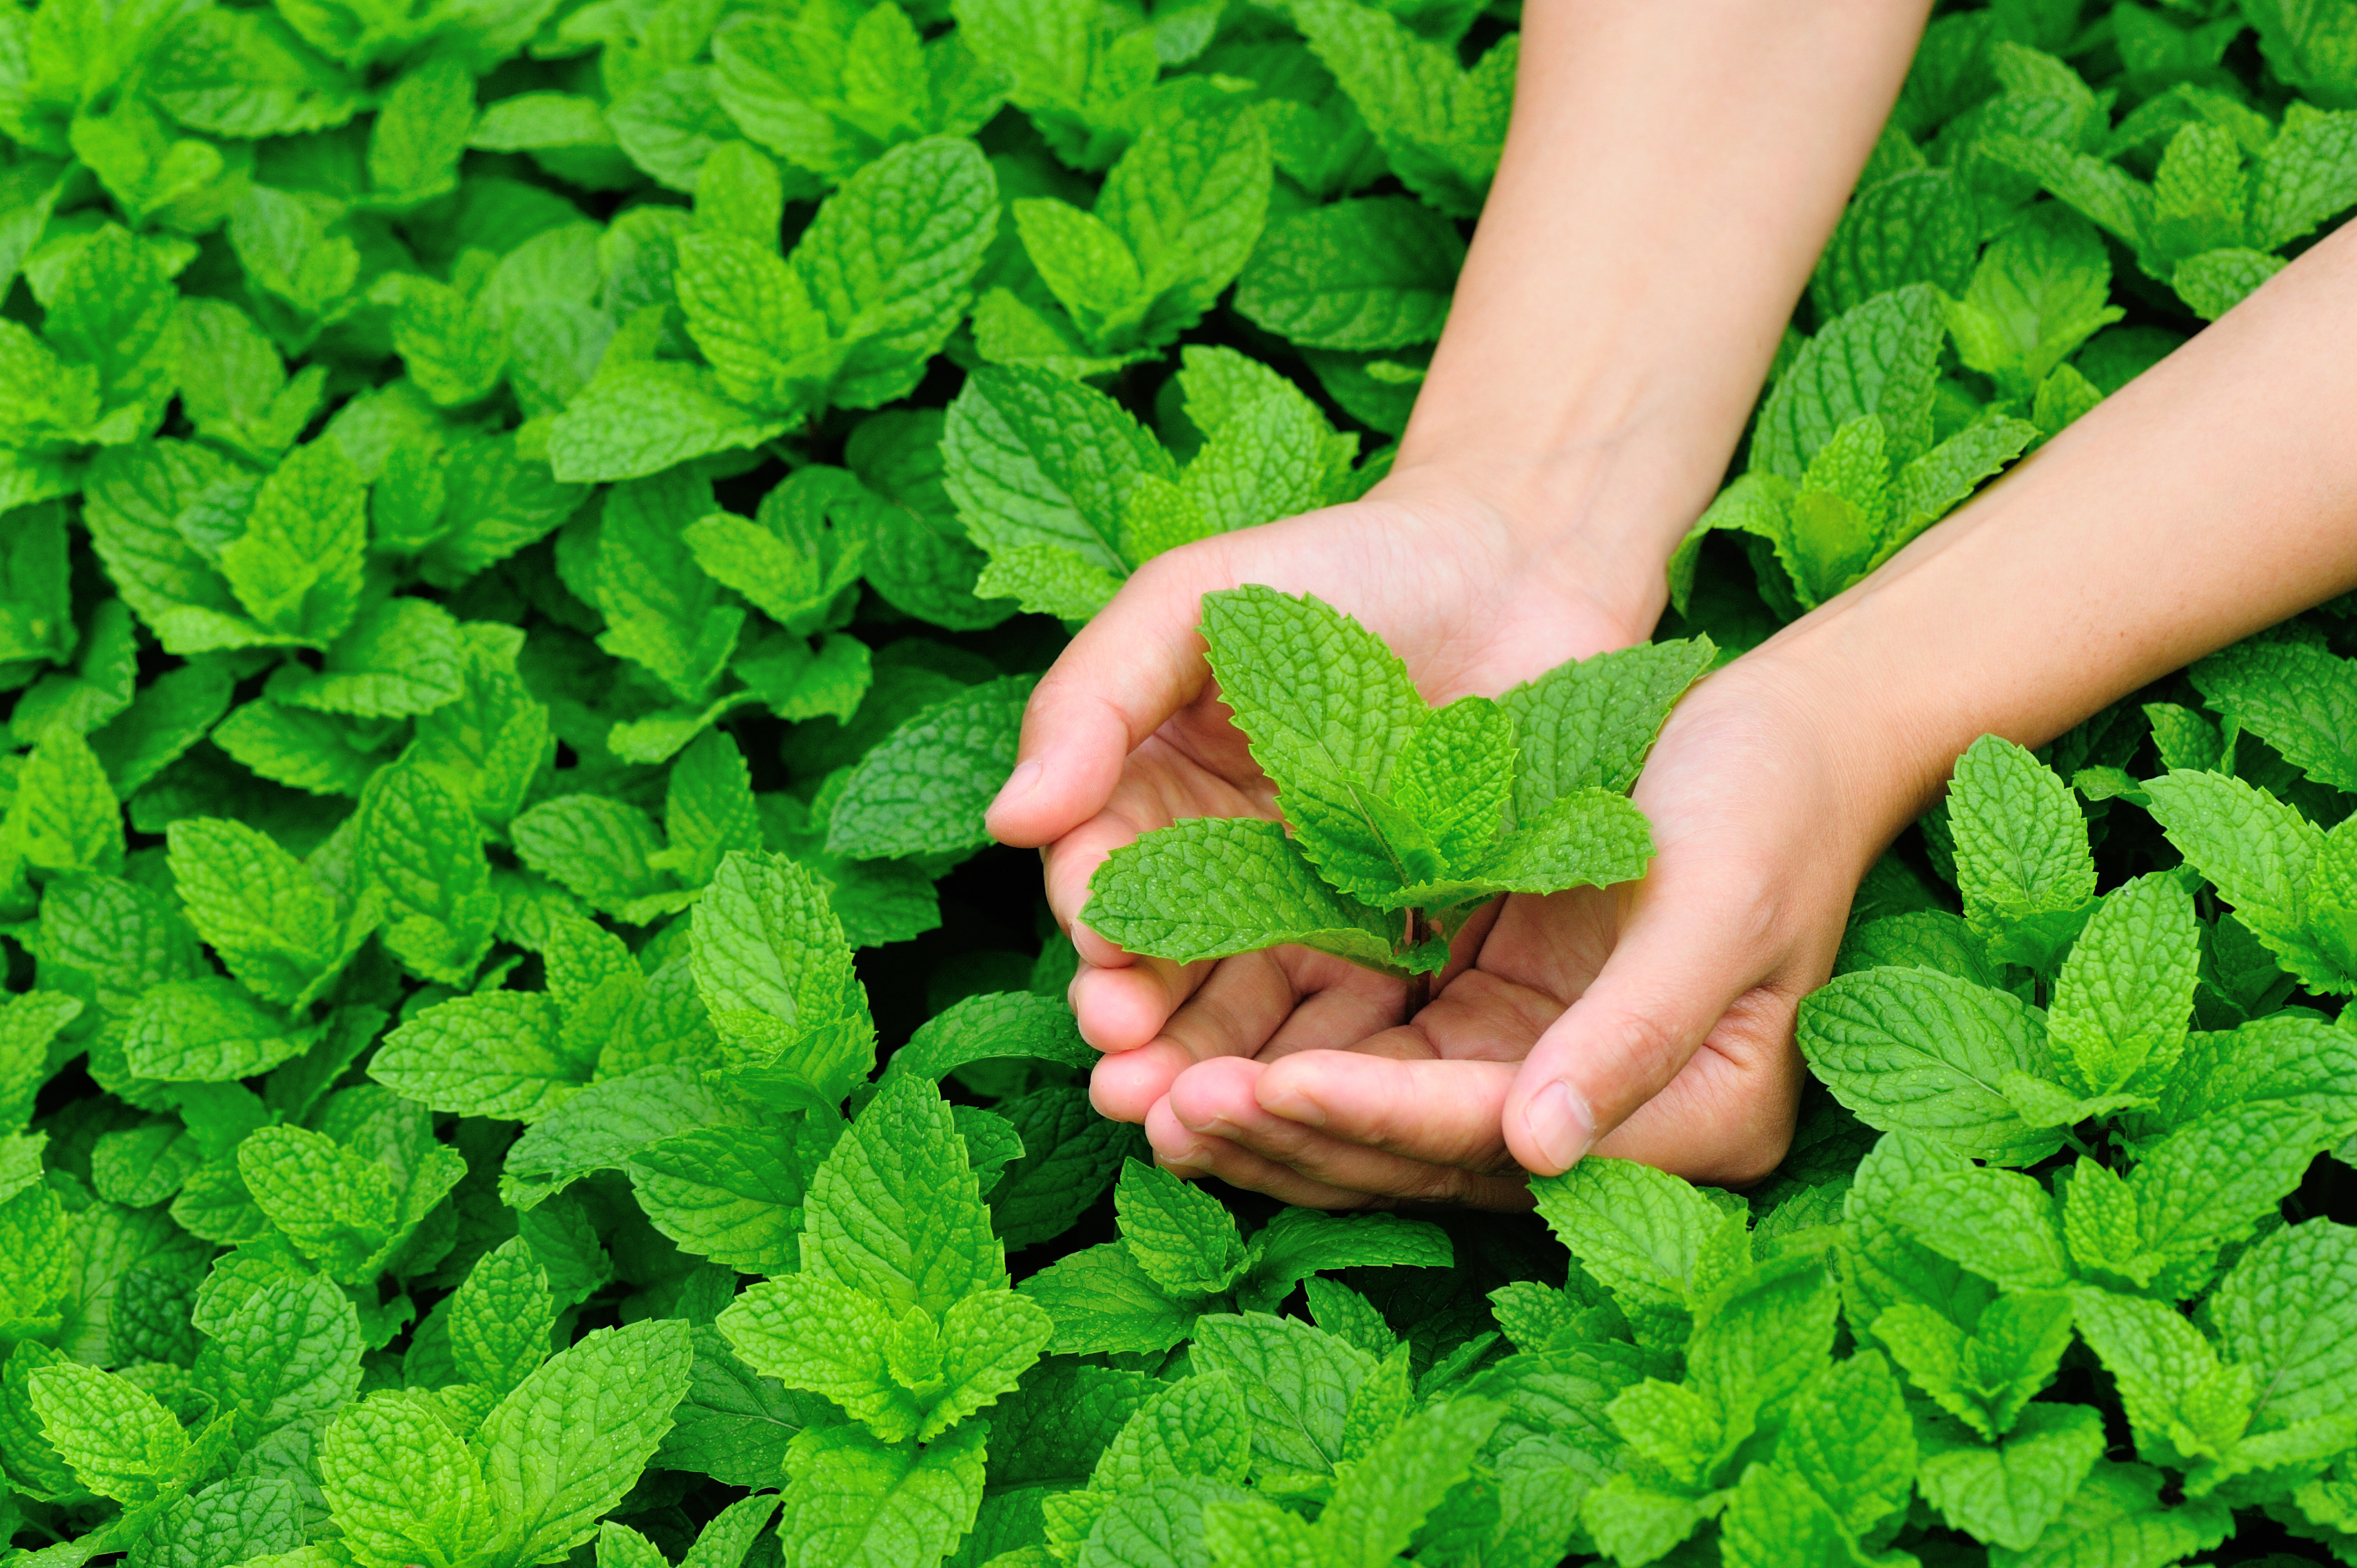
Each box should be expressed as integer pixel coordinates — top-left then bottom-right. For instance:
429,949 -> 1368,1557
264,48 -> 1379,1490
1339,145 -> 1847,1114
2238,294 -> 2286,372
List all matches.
1599,1030 -> 1803,1188
1592,1003 -> 1689,1092
1022,664 -> 1120,742
1123,539 -> 1235,606
1402,1160 -> 1486,1206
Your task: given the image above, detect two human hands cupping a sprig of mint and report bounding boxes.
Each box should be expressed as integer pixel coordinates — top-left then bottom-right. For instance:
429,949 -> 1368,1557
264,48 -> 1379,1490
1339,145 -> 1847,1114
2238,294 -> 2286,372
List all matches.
986,0 -> 2357,1209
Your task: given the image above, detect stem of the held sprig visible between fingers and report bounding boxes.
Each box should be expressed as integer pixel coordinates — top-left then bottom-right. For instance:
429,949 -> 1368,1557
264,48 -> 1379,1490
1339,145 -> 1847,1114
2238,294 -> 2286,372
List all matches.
1403,907 -> 1432,1017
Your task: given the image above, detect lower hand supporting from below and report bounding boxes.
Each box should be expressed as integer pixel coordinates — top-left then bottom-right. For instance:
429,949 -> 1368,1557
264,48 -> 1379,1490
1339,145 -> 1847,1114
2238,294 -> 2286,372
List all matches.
1126,657 -> 1880,1205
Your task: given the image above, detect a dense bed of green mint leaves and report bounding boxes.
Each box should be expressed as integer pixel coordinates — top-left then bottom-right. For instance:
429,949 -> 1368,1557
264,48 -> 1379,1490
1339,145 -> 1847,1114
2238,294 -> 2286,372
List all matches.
5,0 -> 2357,1565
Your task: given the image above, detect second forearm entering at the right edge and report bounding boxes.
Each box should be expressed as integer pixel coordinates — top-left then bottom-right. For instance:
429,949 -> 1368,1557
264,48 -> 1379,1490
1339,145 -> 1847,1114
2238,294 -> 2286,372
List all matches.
1751,218 -> 2357,870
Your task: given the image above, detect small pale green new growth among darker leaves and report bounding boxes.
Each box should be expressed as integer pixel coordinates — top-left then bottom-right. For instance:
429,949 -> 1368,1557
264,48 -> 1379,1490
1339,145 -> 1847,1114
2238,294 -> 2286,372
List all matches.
1083,586 -> 1707,979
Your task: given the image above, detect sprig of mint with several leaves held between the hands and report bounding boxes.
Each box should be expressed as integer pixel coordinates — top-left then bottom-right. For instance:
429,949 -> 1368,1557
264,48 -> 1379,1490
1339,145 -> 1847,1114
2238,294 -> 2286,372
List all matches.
1081,586 -> 1712,1003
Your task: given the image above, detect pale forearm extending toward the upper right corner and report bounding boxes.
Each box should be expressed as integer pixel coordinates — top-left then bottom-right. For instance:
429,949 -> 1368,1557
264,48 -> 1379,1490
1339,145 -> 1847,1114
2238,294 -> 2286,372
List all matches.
1764,218 -> 2357,860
